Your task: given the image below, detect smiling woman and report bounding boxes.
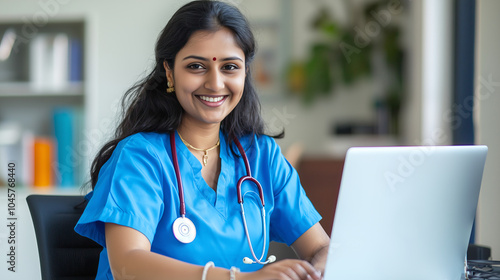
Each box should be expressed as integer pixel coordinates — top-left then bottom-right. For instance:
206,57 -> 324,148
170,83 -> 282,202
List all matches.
74,1 -> 329,280
165,28 -> 246,129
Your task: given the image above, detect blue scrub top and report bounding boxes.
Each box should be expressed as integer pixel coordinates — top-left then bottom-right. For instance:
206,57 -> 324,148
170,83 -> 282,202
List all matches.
75,131 -> 321,279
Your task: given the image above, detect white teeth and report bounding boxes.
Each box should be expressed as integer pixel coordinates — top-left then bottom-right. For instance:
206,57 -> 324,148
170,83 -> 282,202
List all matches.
199,96 -> 224,102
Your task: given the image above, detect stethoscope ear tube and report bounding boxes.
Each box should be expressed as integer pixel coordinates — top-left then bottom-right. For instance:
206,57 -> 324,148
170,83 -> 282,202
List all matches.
240,203 -> 274,265
233,137 -> 272,265
234,138 -> 265,205
236,176 -> 265,206
242,255 -> 276,265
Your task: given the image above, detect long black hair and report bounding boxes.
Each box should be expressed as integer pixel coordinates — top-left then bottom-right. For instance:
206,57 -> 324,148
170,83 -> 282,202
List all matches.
89,0 -> 282,189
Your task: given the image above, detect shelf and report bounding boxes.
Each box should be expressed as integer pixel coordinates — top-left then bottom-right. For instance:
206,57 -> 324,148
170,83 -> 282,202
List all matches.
0,81 -> 84,97
0,19 -> 87,190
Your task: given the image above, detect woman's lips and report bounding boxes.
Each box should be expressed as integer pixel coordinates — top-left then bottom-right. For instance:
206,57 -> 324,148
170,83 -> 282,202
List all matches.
196,95 -> 228,107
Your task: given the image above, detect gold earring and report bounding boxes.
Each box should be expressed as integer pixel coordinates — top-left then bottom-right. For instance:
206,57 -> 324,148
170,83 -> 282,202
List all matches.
167,81 -> 175,93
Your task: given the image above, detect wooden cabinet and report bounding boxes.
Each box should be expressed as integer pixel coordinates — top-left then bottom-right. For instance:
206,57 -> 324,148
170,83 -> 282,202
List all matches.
298,158 -> 344,236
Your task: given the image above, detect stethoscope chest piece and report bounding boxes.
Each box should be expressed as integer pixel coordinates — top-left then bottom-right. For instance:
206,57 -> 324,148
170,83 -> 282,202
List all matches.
173,216 -> 196,244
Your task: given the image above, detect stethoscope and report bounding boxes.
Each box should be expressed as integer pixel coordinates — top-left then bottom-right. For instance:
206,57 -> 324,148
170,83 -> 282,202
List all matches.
170,133 -> 276,265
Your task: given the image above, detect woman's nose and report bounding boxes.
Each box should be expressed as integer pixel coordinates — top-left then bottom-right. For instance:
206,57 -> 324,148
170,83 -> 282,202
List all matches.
204,69 -> 225,92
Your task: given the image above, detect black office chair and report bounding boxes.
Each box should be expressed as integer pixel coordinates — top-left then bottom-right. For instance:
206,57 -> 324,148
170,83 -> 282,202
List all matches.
27,195 -> 102,280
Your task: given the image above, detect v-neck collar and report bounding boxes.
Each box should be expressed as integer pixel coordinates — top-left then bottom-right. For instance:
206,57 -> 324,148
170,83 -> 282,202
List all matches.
174,130 -> 231,219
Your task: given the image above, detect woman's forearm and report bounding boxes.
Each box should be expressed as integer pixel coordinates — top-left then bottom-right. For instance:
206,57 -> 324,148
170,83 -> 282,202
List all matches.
109,249 -> 239,280
310,244 -> 329,273
105,223 -> 240,280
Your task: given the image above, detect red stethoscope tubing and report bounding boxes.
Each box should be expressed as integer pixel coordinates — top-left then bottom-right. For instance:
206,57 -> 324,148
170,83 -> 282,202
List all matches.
234,140 -> 265,207
170,132 -> 186,217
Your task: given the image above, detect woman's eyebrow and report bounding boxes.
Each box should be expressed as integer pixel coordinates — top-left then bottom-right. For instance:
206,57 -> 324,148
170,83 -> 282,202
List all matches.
182,55 -> 243,62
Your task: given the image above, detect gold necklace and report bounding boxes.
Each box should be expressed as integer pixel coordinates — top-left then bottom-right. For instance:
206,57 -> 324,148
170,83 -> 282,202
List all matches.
178,132 -> 220,166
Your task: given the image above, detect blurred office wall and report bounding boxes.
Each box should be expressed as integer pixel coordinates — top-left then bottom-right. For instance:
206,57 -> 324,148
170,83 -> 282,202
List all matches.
475,0 -> 500,260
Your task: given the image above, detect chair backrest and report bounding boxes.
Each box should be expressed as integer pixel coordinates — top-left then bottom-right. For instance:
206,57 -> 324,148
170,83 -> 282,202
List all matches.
26,195 -> 101,280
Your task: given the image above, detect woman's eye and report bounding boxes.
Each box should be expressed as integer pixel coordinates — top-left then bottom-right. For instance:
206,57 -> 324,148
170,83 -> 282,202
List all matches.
187,63 -> 204,70
223,64 -> 239,71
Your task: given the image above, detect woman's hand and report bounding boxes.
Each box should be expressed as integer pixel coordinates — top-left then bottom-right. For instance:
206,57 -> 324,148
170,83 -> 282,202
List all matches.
291,223 -> 330,275
239,259 -> 322,280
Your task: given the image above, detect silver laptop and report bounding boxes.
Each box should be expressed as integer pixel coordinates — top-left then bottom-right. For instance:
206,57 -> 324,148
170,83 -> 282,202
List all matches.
323,145 -> 488,280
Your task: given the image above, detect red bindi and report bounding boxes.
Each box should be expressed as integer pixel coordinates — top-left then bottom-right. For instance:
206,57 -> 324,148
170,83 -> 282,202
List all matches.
213,57 -> 216,61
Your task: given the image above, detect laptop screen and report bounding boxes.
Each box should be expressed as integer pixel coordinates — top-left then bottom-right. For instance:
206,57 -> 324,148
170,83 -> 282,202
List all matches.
323,145 -> 487,280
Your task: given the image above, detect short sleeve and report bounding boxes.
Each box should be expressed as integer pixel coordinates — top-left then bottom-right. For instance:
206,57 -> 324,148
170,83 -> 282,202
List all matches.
267,139 -> 322,246
75,134 -> 165,247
